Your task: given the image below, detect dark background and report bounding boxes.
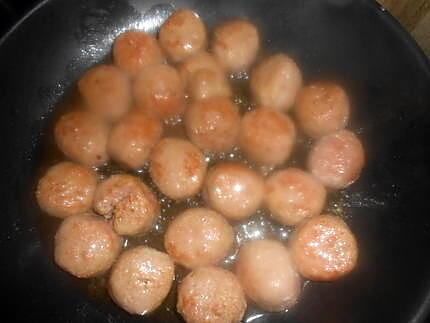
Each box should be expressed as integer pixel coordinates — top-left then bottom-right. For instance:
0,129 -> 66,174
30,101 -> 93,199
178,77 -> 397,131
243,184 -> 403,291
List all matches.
0,0 -> 39,35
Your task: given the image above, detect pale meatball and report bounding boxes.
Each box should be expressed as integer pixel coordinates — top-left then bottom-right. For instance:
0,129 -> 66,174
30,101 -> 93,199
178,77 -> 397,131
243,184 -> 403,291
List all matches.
290,214 -> 358,281
185,97 -> 240,153
265,168 -> 327,226
108,110 -> 163,170
54,110 -> 109,167
149,138 -> 207,200
134,64 -> 185,119
109,246 -> 174,315
178,51 -> 222,86
164,208 -> 233,269
55,213 -> 122,278
177,266 -> 246,323
159,9 -> 207,62
93,174 -> 159,236
113,30 -> 164,77
203,162 -> 264,220
308,129 -> 365,189
36,162 -> 97,218
188,69 -> 231,100
295,82 -> 350,138
235,239 -> 301,312
212,19 -> 259,73
239,108 -> 296,166
78,64 -> 131,121
250,54 -> 302,111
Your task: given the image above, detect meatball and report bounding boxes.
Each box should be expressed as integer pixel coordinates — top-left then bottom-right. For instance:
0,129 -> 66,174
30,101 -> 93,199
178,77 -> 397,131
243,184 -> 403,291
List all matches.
108,110 -> 163,170
308,129 -> 365,189
134,64 -> 185,119
54,213 -> 122,278
54,110 -> 109,167
290,214 -> 358,281
235,239 -> 300,312
109,246 -> 174,315
159,9 -> 207,62
239,108 -> 296,166
178,51 -> 222,86
188,69 -> 231,100
250,54 -> 302,111
212,19 -> 259,73
113,30 -> 164,77
93,174 -> 159,236
185,97 -> 240,153
149,138 -> 207,200
264,168 -> 327,226
203,162 -> 264,220
36,162 -> 97,218
78,64 -> 131,122
164,208 -> 233,269
177,266 -> 246,323
295,82 -> 350,138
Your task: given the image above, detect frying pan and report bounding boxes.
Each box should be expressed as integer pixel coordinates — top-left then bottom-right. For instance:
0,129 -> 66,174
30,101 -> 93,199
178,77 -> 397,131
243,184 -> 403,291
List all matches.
1,0 -> 430,322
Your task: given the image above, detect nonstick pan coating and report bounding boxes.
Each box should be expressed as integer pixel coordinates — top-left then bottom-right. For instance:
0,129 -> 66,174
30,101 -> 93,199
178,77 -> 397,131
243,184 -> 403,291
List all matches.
1,0 -> 430,322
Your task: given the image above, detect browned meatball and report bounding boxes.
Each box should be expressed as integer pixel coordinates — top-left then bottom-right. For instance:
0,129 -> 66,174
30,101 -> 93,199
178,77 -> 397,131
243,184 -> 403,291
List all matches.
264,168 -> 327,226
108,110 -> 163,170
178,51 -> 222,86
177,266 -> 246,323
235,239 -> 301,312
109,246 -> 174,315
185,97 -> 240,153
295,82 -> 350,138
54,213 -> 122,278
149,138 -> 207,200
250,54 -> 302,111
133,64 -> 185,119
290,214 -> 358,281
54,110 -> 109,167
308,129 -> 365,189
188,69 -> 231,100
164,208 -> 233,269
212,19 -> 259,73
93,174 -> 159,236
113,30 -> 164,77
203,162 -> 264,220
78,64 -> 131,122
159,9 -> 207,62
36,162 -> 97,218
239,108 -> 296,166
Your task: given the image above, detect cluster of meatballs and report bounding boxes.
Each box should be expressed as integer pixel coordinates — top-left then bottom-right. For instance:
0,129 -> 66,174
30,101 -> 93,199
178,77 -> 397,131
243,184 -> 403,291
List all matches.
36,8 -> 364,322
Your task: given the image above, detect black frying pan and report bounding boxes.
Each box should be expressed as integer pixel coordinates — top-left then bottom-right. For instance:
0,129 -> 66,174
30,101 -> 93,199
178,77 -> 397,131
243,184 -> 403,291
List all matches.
1,0 -> 430,322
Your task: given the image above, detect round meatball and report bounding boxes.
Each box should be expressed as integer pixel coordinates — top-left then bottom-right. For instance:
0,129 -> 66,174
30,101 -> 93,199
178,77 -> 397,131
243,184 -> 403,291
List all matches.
54,110 -> 109,167
239,108 -> 296,166
177,266 -> 246,323
188,69 -> 231,100
78,64 -> 131,121
36,162 -> 97,218
108,110 -> 163,170
295,82 -> 350,138
212,19 -> 259,73
134,64 -> 185,119
235,239 -> 300,312
93,174 -> 159,236
265,168 -> 327,226
308,129 -> 365,189
149,138 -> 207,200
203,162 -> 264,220
185,97 -> 240,153
164,208 -> 233,269
113,30 -> 164,77
250,54 -> 302,111
159,9 -> 207,62
109,246 -> 174,315
178,51 -> 222,86
55,213 -> 122,278
290,214 -> 358,281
